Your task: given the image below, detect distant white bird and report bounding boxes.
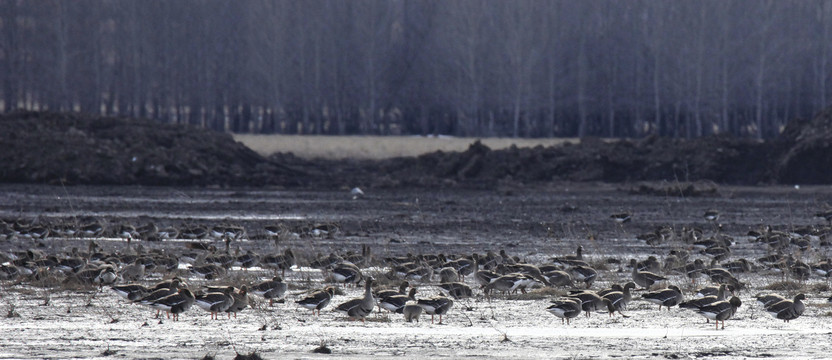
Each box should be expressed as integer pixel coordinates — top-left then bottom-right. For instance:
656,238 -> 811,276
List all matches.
350,187 -> 364,199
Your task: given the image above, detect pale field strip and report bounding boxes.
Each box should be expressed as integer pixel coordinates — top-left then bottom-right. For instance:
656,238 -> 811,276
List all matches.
233,134 -> 581,160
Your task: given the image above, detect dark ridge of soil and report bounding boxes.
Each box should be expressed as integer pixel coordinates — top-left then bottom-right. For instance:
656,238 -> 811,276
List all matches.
2,109 -> 831,188
0,111 -> 308,187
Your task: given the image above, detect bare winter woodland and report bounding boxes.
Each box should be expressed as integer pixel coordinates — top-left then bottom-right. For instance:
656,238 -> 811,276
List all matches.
2,1 -> 831,138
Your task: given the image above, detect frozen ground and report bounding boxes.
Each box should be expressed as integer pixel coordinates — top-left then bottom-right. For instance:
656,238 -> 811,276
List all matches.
1,183 -> 831,359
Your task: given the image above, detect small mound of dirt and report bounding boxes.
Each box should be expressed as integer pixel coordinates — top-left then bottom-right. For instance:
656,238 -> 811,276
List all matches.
0,111 -> 306,187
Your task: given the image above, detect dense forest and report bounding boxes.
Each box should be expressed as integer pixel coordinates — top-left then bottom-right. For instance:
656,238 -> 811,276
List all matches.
1,0 -> 830,138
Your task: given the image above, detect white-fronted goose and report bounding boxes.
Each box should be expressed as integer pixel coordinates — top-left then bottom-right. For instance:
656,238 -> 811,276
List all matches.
569,265 -> 598,289
697,296 -> 742,329
439,267 -> 460,283
484,273 -> 533,295
379,288 -> 417,314
251,276 -> 288,306
224,286 -> 248,319
438,282 -> 473,299
756,293 -> 786,307
542,270 -> 573,287
330,262 -> 363,287
642,285 -> 683,310
194,286 -> 235,319
547,297 -> 582,324
111,284 -> 150,301
150,288 -> 195,321
766,294 -> 806,322
376,281 -> 410,300
402,301 -> 423,323
704,209 -> 720,222
680,284 -> 728,321
297,286 -> 336,316
335,277 -> 375,322
475,270 -> 500,292
417,294 -> 453,324
261,249 -> 296,277
567,290 -> 605,317
631,259 -> 667,289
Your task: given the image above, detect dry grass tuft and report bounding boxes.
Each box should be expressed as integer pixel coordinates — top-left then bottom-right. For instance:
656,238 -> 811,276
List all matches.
763,281 -> 805,291
233,134 -> 579,160
513,287 -> 563,300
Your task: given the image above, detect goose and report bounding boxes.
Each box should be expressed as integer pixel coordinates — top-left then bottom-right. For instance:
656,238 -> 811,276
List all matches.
150,288 -> 195,321
484,273 -> 535,295
569,265 -> 598,288
330,262 -> 363,287
297,287 -> 336,316
630,259 -> 667,289
375,281 -> 410,307
444,255 -> 478,281
194,286 -> 235,319
417,294 -> 453,324
541,270 -> 573,287
766,294 -> 806,322
598,282 -> 635,310
335,277 -> 375,322
697,296 -> 742,329
111,284 -> 151,301
251,276 -> 288,306
642,285 -> 683,310
225,286 -> 249,319
438,282 -> 473,299
261,249 -> 296,277
402,301 -> 423,323
475,270 -> 500,292
438,267 -> 460,283
704,209 -> 720,222
611,212 -> 632,224
756,293 -> 786,308
567,291 -> 605,317
546,297 -> 582,324
601,292 -> 629,317
680,284 -> 728,322
379,288 -> 418,314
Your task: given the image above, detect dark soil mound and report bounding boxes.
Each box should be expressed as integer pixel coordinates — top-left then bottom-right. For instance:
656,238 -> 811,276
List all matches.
3,110 -> 832,188
775,107 -> 832,184
0,111 -> 306,187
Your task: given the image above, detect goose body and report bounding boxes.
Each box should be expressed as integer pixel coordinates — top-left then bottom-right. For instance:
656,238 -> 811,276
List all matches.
417,295 -> 453,324
697,296 -> 742,329
251,276 -> 288,306
402,301 -> 423,322
766,294 -> 806,322
150,289 -> 195,321
111,284 -> 150,301
194,287 -> 235,319
297,287 -> 336,316
631,259 -> 667,289
642,285 -> 683,310
438,282 -> 473,299
335,277 -> 375,321
379,288 -> 417,314
547,297 -> 582,324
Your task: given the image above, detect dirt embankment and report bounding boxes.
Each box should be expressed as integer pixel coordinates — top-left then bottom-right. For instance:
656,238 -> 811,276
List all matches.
1,110 -> 830,188
0,111 -> 305,187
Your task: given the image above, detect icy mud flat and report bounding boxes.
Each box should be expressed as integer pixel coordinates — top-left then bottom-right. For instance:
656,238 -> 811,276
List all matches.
1,183 -> 832,359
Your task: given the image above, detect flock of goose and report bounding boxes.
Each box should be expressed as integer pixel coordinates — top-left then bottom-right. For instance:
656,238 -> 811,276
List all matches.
2,209 -> 832,329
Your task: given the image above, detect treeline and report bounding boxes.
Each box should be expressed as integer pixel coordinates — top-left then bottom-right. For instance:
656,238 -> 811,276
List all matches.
1,0 -> 830,138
